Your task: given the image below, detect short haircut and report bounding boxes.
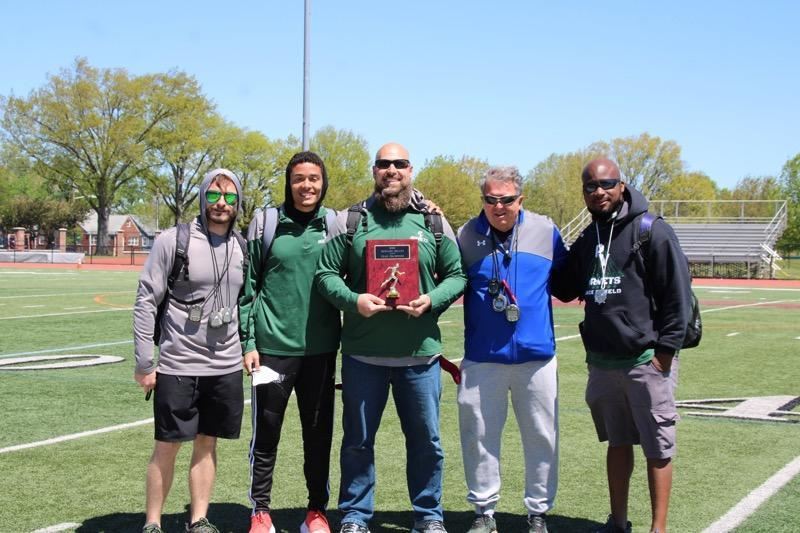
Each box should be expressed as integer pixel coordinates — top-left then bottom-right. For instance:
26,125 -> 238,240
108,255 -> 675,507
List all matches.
286,151 -> 327,182
480,166 -> 523,195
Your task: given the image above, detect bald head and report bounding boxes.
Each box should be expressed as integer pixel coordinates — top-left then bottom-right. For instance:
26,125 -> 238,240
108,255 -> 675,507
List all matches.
375,142 -> 409,161
582,157 -> 621,182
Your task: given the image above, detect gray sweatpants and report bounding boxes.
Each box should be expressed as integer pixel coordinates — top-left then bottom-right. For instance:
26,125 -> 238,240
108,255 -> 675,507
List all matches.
457,357 -> 559,516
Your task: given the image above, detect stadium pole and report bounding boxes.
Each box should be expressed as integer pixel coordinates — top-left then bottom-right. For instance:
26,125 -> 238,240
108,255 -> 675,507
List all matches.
302,0 -> 311,150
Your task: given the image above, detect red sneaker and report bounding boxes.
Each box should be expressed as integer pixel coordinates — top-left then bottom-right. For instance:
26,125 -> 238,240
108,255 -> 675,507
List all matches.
250,511 -> 275,533
300,510 -> 331,533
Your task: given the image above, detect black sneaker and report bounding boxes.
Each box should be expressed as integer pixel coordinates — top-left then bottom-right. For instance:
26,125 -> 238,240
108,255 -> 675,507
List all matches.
186,517 -> 221,533
467,514 -> 497,533
339,522 -> 370,533
143,524 -> 164,533
528,514 -> 548,533
411,520 -> 447,533
591,515 -> 632,533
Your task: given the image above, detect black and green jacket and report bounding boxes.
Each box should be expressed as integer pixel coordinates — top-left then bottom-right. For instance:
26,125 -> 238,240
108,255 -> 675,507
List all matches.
315,196 -> 466,357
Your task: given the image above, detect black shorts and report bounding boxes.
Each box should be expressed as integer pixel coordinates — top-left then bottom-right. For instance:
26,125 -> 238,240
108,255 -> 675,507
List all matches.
153,370 -> 244,442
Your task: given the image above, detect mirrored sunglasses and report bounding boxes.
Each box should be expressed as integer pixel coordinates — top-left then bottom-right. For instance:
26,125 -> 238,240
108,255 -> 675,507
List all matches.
205,190 -> 239,205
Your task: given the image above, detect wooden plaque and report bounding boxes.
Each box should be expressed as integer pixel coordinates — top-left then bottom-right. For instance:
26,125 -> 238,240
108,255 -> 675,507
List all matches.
366,239 -> 419,306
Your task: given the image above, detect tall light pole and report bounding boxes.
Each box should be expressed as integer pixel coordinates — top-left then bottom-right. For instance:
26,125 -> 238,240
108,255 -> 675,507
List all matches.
302,0 -> 311,150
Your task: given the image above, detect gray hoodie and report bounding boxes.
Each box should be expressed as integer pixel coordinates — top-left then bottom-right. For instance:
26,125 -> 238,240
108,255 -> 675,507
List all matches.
133,169 -> 245,376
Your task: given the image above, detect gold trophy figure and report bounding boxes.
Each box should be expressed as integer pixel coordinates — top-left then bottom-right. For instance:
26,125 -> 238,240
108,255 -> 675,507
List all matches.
380,263 -> 405,299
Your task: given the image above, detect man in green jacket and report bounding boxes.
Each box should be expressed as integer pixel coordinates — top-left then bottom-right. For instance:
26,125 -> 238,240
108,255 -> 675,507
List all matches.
239,151 -> 340,533
315,142 -> 466,533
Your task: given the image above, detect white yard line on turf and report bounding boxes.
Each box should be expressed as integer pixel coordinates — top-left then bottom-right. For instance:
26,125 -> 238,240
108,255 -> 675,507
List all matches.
702,455 -> 800,533
702,300 -> 789,313
0,307 -> 133,320
694,286 -> 800,292
0,340 -> 133,359
0,290 -> 135,300
0,399 -> 254,455
31,523 -> 82,533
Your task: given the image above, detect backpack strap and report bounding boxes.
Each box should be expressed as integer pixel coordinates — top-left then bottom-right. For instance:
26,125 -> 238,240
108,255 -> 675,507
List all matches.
260,206 -> 280,276
424,212 -> 444,249
231,228 -> 249,274
168,222 -> 191,289
632,212 -> 659,255
345,202 -> 368,246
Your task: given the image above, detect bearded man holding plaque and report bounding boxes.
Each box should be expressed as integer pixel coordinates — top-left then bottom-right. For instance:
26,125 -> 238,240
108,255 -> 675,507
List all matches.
456,166 -> 568,533
315,142 -> 466,533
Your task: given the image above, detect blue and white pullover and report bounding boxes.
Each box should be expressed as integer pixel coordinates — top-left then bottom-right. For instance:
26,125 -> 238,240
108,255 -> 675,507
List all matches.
457,210 -> 568,364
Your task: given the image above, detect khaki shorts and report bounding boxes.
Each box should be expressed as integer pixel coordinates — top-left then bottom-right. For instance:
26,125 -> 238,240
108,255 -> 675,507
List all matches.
585,358 -> 679,459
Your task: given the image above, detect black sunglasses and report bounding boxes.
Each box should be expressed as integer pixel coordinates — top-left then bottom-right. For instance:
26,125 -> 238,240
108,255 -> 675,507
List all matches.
375,159 -> 411,170
483,195 -> 520,206
582,179 -> 620,194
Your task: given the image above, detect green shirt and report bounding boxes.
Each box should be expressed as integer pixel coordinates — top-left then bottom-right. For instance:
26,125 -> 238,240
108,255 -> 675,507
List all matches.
315,198 -> 466,357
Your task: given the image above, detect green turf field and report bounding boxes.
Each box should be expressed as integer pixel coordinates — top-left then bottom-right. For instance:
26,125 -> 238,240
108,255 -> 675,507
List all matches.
0,268 -> 798,533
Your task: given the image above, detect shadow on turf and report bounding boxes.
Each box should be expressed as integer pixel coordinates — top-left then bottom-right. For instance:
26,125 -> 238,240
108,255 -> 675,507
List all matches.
75,505 -> 600,532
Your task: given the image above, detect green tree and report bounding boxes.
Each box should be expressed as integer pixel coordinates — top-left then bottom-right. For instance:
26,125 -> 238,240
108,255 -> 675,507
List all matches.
1,58 -> 197,249
726,175 -> 784,218
415,155 -> 489,230
525,148 -> 601,228
590,133 -> 684,199
221,128 -> 292,230
655,171 -> 718,218
309,126 -> 371,210
146,89 -> 225,226
779,154 -> 800,247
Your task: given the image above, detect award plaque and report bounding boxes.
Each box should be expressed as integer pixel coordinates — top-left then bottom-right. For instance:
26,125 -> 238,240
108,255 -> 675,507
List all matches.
366,239 -> 419,306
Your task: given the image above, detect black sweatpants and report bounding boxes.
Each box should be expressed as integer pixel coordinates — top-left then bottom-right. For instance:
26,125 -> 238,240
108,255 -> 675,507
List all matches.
248,351 -> 336,513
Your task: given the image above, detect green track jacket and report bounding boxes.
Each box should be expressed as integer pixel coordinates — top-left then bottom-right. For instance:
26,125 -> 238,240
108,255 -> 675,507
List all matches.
315,197 -> 466,357
239,206 -> 341,356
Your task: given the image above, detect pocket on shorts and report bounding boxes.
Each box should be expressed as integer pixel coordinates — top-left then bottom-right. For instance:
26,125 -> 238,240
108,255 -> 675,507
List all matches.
649,409 -> 679,457
651,410 -> 679,425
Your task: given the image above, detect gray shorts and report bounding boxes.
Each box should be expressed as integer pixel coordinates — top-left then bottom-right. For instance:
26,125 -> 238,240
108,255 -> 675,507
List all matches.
585,358 -> 679,459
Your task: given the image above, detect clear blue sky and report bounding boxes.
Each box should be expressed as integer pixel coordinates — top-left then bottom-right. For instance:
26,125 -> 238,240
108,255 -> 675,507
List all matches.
2,1 -> 798,189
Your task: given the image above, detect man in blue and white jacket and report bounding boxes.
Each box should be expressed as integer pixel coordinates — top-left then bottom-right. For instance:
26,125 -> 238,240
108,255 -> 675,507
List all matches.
456,166 -> 568,533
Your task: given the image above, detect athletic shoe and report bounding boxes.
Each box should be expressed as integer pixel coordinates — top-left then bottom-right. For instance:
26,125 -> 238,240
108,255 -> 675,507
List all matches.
185,517 -> 221,533
250,511 -> 276,533
527,514 -> 548,533
411,519 -> 447,533
301,510 -> 331,533
142,524 -> 163,533
467,514 -> 497,533
339,522 -> 370,533
591,515 -> 632,533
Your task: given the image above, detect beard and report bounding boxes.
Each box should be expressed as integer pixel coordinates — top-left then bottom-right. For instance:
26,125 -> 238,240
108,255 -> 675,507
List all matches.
375,181 -> 412,213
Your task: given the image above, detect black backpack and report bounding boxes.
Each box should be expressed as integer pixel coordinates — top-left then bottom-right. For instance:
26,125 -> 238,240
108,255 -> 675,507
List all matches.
153,221 -> 249,345
633,212 -> 702,349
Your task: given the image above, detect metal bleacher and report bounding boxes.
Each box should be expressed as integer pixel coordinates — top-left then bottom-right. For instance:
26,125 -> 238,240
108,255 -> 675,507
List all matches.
562,199 -> 788,279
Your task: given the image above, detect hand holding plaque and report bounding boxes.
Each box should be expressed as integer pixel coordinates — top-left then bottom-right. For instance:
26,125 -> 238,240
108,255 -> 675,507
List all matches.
366,239 -> 420,307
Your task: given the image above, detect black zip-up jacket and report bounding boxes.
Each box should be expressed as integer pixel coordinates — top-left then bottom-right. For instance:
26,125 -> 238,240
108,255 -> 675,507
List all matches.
551,186 -> 691,367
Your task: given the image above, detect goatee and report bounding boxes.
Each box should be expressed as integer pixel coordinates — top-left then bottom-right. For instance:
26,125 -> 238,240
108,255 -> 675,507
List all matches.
375,183 -> 412,213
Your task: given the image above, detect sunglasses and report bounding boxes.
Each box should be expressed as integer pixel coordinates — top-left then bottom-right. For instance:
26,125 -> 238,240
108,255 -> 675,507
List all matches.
375,158 -> 411,170
205,190 -> 239,205
582,179 -> 620,194
483,195 -> 520,206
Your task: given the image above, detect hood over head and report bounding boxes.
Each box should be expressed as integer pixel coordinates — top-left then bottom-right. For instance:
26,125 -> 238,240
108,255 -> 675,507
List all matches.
199,168 -> 243,230
284,151 -> 329,210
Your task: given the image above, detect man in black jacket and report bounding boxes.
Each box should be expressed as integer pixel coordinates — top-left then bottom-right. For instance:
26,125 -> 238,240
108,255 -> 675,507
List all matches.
552,158 -> 691,533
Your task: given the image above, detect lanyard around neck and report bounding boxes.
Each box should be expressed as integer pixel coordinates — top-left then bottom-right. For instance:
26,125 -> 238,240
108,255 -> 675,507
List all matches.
594,219 -> 616,290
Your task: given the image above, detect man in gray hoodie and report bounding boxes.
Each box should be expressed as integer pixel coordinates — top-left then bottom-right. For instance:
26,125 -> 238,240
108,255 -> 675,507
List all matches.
133,168 -> 247,533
